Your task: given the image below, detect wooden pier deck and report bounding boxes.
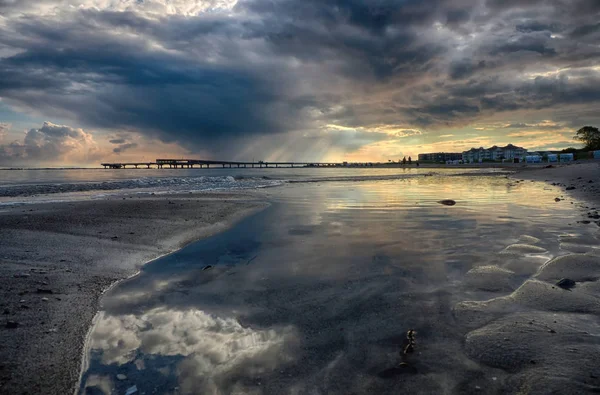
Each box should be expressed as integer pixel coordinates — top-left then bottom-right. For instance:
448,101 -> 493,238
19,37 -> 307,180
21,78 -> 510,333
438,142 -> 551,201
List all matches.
101,159 -> 347,169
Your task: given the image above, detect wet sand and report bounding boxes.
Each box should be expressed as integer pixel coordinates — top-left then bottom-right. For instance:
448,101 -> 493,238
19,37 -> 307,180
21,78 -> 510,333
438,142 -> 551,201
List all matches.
514,160 -> 600,207
2,162 -> 600,394
0,193 -> 266,395
79,172 -> 600,394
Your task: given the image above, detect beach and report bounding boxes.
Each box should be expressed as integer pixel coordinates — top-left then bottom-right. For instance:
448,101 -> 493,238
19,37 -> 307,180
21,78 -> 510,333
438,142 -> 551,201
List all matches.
0,193 -> 266,395
515,161 -> 600,207
1,162 -> 600,394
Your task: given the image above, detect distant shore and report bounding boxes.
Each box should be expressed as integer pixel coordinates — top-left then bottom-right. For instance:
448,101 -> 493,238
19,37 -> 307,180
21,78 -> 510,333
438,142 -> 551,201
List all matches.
0,192 -> 266,395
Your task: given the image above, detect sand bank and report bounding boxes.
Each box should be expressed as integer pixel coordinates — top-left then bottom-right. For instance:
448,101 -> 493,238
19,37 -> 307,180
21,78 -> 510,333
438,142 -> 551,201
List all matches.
0,192 -> 266,395
514,160 -> 600,207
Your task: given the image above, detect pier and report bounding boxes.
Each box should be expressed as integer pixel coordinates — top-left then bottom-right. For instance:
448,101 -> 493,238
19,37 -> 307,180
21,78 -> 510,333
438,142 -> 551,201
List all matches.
101,158 -> 348,169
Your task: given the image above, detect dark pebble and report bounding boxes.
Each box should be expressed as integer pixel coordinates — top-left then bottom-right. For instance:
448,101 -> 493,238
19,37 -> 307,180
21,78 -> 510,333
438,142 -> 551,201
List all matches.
438,199 -> 456,206
556,278 -> 576,289
202,265 -> 213,271
566,186 -> 576,190
36,288 -> 53,294
6,321 -> 19,329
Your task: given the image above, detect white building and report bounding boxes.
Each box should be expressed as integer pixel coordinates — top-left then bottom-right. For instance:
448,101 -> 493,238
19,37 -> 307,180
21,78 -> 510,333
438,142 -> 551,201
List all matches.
462,144 -> 527,162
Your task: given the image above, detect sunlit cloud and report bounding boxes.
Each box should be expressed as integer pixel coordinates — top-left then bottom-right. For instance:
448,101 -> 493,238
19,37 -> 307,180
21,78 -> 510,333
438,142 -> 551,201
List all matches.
88,308 -> 298,393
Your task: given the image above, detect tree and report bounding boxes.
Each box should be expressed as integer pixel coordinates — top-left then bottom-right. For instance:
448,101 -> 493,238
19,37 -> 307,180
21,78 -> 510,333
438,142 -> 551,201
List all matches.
402,156 -> 407,165
408,156 -> 412,164
574,126 -> 600,151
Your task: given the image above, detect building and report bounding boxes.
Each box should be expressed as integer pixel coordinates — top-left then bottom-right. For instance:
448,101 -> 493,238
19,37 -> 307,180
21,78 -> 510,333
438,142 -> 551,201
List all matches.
462,144 -> 527,162
418,152 -> 463,162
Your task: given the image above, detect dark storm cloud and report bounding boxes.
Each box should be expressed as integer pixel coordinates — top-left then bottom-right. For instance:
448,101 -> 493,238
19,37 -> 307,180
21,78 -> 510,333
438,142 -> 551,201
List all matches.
113,143 -> 138,153
0,0 -> 599,159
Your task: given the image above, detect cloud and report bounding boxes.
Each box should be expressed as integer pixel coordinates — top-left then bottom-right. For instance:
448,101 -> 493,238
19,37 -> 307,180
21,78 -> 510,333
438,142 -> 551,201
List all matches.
88,308 -> 297,394
112,142 -> 138,153
0,121 -> 101,165
108,135 -> 139,154
0,123 -> 9,141
0,0 -> 599,160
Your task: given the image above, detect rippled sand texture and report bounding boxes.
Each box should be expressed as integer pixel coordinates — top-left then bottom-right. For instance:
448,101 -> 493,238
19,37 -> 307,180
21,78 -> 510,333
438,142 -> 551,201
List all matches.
79,176 -> 600,394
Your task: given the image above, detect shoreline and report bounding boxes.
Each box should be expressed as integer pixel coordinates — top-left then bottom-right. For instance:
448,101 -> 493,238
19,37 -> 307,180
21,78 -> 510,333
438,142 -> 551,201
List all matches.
512,161 -> 600,208
0,192 -> 267,395
2,162 -> 599,394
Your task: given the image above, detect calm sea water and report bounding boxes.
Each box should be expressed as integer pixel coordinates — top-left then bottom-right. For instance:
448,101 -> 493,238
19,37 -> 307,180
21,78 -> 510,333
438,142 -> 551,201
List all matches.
0,167 -> 506,204
77,174 -> 599,394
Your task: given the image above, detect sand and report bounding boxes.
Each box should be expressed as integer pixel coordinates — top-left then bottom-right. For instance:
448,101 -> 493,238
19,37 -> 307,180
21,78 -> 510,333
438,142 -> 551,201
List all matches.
0,192 -> 266,395
514,160 -> 600,207
2,160 -> 600,394
451,161 -> 600,393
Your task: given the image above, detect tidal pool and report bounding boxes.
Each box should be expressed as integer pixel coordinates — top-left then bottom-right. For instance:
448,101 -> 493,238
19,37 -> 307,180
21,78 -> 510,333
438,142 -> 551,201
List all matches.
79,175 -> 600,394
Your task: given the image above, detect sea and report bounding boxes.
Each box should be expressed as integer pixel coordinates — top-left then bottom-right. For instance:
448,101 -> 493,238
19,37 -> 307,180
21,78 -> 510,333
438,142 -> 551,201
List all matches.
0,167 -> 504,204
2,167 -> 599,394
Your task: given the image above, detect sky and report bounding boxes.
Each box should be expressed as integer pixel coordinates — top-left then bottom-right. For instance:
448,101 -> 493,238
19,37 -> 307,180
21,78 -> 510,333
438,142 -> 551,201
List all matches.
0,0 -> 599,166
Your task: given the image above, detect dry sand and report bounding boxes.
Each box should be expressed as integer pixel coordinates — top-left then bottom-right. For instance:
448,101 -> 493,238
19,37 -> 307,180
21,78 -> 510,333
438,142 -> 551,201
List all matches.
0,192 -> 266,395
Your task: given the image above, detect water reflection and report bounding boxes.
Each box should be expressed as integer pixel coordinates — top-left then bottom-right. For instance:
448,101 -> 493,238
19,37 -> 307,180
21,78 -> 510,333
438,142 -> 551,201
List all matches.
79,175 -> 597,394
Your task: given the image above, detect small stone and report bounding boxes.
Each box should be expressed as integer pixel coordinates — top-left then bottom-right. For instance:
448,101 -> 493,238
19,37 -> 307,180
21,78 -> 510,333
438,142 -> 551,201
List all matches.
46,328 -> 58,333
6,321 -> 19,329
554,198 -> 561,202
13,273 -> 31,278
548,329 -> 556,333
556,278 -> 576,290
566,186 -> 576,190
202,265 -> 213,271
36,288 -> 53,294
116,374 -> 127,380
41,297 -> 49,302
530,359 -> 536,364
438,199 -> 456,206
